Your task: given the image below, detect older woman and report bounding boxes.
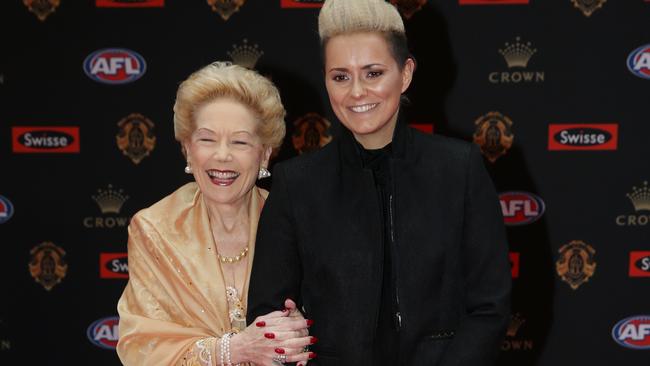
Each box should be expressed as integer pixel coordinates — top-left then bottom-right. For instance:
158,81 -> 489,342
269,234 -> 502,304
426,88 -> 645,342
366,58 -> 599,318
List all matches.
247,1 -> 511,365
117,62 -> 314,366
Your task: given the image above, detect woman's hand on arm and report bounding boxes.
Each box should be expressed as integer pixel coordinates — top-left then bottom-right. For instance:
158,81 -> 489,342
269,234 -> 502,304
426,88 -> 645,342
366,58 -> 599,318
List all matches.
282,298 -> 314,365
229,299 -> 315,365
229,306 -> 315,365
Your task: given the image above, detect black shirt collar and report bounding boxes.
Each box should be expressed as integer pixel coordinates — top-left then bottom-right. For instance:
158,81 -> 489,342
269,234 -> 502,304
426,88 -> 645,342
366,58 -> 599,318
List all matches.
339,112 -> 410,168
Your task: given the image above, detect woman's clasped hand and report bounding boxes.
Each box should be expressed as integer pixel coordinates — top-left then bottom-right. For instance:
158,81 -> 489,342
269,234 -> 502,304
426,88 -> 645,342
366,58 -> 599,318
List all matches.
238,300 -> 316,366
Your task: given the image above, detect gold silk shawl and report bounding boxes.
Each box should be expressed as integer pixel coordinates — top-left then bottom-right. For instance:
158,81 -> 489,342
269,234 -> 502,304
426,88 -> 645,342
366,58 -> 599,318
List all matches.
117,182 -> 267,366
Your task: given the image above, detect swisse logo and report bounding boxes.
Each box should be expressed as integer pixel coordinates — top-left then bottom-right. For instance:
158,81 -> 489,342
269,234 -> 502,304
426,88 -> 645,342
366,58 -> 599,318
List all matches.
409,123 -> 434,134
612,316 -> 650,350
12,126 -> 80,153
100,253 -> 128,279
459,0 -> 529,4
630,251 -> 650,277
627,44 -> 650,80
548,124 -> 618,151
87,317 -> 119,350
510,252 -> 520,279
84,48 -> 146,84
281,0 -> 323,7
96,0 -> 164,7
499,192 -> 545,226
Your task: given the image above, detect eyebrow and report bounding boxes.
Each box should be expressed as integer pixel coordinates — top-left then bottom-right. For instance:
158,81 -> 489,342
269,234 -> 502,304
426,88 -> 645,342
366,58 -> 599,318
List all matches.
328,63 -> 386,73
194,128 -> 254,135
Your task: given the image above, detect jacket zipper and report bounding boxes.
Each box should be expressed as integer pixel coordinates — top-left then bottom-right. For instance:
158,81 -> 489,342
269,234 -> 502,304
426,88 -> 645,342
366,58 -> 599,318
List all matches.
370,171 -> 384,334
389,193 -> 401,331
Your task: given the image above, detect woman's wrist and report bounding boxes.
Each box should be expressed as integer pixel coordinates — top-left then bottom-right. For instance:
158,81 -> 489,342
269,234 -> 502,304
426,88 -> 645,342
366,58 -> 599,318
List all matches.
226,332 -> 248,365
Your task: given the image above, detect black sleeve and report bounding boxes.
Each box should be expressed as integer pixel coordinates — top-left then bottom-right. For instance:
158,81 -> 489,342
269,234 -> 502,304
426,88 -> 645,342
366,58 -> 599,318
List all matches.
440,144 -> 512,366
246,162 -> 303,324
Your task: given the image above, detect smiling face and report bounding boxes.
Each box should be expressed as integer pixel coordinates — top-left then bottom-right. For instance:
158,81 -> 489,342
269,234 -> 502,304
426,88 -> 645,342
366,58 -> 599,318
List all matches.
184,98 -> 271,207
324,31 -> 414,149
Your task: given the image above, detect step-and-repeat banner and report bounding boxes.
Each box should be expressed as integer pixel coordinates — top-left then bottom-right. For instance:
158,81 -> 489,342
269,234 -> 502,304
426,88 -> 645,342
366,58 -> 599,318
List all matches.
1,0 -> 649,364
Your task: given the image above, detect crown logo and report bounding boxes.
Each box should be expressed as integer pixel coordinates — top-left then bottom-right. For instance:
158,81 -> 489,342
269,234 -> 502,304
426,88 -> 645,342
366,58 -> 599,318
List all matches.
499,37 -> 537,68
627,181 -> 650,212
92,184 -> 129,214
506,313 -> 526,337
227,39 -> 264,69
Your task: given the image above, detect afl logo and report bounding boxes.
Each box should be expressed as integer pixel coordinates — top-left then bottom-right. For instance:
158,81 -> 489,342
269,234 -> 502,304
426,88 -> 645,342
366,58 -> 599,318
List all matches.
627,44 -> 650,80
83,48 -> 146,84
87,316 -> 119,350
612,316 -> 650,349
0,195 -> 14,224
499,192 -> 545,226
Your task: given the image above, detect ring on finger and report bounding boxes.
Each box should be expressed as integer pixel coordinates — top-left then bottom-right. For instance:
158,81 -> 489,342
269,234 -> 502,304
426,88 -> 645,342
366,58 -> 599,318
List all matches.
272,354 -> 287,364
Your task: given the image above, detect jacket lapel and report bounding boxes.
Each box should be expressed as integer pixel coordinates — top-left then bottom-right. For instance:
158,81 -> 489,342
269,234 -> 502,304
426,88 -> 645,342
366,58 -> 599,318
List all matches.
337,128 -> 383,253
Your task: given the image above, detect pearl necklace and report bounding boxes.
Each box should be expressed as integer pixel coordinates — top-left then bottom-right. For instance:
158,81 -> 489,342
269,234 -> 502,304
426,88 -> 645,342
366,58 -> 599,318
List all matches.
217,246 -> 249,263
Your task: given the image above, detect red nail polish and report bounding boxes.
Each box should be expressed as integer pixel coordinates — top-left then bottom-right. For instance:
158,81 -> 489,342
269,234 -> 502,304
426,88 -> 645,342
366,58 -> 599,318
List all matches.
309,352 -> 317,359
306,319 -> 314,326
282,308 -> 289,313
255,321 -> 266,327
310,336 -> 318,344
274,348 -> 285,354
264,333 -> 275,339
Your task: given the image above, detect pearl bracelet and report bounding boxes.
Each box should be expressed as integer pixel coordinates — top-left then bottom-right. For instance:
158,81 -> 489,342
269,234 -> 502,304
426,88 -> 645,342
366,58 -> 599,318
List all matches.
220,332 -> 238,366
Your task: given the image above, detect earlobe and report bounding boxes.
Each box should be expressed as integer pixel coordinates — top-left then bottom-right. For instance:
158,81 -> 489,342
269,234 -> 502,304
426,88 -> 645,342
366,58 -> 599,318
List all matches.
182,141 -> 191,161
262,146 -> 273,167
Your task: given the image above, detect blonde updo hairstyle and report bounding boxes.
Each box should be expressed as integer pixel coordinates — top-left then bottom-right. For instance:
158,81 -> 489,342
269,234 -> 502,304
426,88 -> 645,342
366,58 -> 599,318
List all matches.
318,0 -> 411,69
173,62 -> 286,156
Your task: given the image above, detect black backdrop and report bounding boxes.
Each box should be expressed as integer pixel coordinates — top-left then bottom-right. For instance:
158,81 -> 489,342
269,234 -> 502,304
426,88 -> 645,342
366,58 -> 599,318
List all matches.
1,0 -> 649,365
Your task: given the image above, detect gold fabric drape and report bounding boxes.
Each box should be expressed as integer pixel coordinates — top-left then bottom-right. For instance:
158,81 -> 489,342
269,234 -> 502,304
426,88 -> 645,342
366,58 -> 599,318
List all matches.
117,182 -> 266,366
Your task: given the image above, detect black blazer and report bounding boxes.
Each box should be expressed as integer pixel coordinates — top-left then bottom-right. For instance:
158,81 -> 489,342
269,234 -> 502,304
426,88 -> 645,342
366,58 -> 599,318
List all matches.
247,121 -> 511,366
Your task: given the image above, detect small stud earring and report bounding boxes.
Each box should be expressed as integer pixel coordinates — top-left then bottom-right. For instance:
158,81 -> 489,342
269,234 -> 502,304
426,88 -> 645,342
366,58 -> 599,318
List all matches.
184,163 -> 192,174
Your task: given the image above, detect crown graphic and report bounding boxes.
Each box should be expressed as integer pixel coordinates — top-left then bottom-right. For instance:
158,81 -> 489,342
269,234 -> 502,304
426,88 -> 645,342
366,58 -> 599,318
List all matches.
92,184 -> 129,214
506,313 -> 525,337
627,181 -> 650,212
227,39 -> 264,69
499,37 -> 537,68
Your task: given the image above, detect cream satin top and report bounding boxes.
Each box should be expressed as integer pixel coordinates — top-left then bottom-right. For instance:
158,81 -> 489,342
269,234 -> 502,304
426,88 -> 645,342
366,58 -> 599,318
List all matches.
116,183 -> 267,366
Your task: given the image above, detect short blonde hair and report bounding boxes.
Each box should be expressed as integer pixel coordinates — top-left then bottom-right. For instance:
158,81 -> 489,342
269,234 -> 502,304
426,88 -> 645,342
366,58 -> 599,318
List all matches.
173,62 -> 286,150
318,0 -> 405,41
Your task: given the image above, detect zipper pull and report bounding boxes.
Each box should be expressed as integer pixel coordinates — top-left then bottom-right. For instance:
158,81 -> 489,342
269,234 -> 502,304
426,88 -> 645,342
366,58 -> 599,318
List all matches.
396,312 -> 402,329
